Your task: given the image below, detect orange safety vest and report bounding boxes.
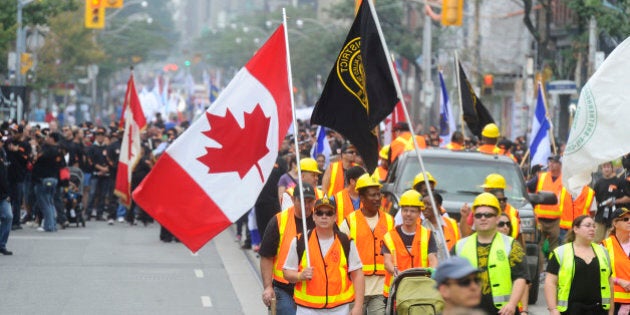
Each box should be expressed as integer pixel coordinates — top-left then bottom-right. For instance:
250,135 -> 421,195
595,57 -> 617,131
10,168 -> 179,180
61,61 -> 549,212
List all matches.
373,166 -> 388,182
504,203 -> 521,238
442,216 -> 461,250
446,142 -> 464,151
293,230 -> 355,309
534,172 -> 568,219
327,161 -> 346,197
602,236 -> 630,304
272,207 -> 298,284
560,186 -> 595,229
335,189 -> 360,227
496,148 -> 518,162
477,144 -> 498,154
382,224 -> 431,297
346,210 -> 394,276
390,132 -> 427,163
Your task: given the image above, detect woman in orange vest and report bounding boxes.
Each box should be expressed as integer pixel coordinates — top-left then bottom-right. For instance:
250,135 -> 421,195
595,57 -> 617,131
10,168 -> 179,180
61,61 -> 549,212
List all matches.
283,197 -> 365,315
602,207 -> 630,314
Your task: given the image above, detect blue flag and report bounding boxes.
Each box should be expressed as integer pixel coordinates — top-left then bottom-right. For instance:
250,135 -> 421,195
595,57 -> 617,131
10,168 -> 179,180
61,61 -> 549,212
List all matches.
528,82 -> 551,168
439,71 -> 456,145
310,126 -> 332,168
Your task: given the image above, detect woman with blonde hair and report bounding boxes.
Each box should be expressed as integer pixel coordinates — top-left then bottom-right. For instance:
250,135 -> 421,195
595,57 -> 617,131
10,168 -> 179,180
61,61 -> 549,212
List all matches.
545,215 -> 614,315
602,207 -> 630,314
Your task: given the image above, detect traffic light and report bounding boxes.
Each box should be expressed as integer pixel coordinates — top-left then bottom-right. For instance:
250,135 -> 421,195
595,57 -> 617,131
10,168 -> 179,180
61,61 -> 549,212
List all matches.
85,0 -> 105,29
482,74 -> 494,95
441,0 -> 463,26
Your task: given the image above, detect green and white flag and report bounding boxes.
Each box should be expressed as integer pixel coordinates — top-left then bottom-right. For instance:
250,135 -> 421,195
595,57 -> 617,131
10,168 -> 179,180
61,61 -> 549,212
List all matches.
563,36 -> 630,195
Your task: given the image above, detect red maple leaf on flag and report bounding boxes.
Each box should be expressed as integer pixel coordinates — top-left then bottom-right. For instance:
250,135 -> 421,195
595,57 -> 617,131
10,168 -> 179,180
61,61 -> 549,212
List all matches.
197,104 -> 270,181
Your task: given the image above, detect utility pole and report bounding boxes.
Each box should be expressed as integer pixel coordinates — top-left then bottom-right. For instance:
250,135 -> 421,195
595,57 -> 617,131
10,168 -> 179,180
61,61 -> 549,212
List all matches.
421,13 -> 433,124
587,16 -> 597,77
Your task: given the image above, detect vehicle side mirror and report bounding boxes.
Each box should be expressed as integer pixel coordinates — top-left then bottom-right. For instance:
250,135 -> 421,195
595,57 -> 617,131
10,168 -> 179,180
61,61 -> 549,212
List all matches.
528,191 -> 558,206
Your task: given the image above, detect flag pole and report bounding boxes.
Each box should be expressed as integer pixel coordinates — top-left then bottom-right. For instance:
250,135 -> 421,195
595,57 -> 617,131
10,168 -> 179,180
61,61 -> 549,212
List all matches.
538,81 -> 557,155
283,8 -> 311,267
365,0 -> 450,258
454,52 -> 466,139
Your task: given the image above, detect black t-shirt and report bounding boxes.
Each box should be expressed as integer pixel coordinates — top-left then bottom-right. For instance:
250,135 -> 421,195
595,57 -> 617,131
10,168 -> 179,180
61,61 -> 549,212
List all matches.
381,225 -> 438,255
32,144 -> 64,181
258,213 -> 315,258
6,139 -> 31,182
451,237 -> 530,314
547,251 -> 607,306
593,176 -> 630,224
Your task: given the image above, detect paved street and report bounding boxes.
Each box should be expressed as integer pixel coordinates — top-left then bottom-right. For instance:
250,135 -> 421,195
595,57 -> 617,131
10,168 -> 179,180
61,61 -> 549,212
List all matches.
1,221 -> 264,315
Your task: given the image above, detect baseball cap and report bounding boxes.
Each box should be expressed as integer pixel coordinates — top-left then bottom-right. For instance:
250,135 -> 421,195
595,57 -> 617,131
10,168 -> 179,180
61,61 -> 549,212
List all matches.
340,142 -> 356,153
548,155 -> 562,163
293,183 -> 316,199
612,207 -> 630,220
314,197 -> 336,211
432,256 -> 481,286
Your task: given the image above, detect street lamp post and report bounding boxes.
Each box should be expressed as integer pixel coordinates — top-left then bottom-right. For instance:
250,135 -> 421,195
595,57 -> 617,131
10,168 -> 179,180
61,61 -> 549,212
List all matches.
15,0 -> 35,87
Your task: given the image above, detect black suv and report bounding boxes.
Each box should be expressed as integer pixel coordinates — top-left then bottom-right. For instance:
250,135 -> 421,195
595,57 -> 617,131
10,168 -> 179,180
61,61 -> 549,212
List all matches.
382,149 -> 555,304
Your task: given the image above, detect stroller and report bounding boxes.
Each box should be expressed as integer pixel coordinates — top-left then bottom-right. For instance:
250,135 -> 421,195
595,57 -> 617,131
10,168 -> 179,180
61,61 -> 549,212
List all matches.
64,167 -> 85,227
385,268 -> 444,315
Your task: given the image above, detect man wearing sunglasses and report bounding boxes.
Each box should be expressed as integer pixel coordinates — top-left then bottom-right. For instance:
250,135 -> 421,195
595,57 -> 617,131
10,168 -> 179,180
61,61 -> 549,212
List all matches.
260,184 -> 316,315
433,256 -> 483,314
453,193 -> 529,315
283,197 -> 364,315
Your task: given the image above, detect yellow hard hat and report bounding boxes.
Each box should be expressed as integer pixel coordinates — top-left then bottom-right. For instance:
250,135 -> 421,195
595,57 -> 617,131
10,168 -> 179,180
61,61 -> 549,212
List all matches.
379,145 -> 390,160
472,192 -> 501,214
481,123 -> 500,138
300,158 -> 322,174
412,171 -> 437,189
480,173 -> 506,190
399,190 -> 424,208
355,173 -> 382,191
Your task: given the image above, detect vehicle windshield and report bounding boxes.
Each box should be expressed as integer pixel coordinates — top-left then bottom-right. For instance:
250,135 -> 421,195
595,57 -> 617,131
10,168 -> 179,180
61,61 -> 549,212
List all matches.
397,157 -> 529,208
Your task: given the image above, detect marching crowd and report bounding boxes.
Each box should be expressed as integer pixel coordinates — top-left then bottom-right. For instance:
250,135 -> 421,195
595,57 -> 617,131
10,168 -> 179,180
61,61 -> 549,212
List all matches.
1,116 -> 629,315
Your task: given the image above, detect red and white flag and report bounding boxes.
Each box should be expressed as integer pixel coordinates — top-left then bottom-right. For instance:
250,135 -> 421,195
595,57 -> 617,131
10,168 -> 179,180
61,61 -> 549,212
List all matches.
132,26 -> 293,252
114,74 -> 147,207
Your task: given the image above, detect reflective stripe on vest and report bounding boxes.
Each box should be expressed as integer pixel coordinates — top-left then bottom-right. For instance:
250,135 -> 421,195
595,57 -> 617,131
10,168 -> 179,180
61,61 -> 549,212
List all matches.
505,204 -> 520,238
382,225 -> 430,297
443,216 -> 461,250
347,210 -> 394,276
456,233 -> 514,308
328,161 -> 345,197
603,237 -> 630,303
534,172 -> 565,219
559,187 -> 595,229
335,189 -> 359,227
554,243 -> 611,311
272,208 -> 296,283
294,230 -> 355,309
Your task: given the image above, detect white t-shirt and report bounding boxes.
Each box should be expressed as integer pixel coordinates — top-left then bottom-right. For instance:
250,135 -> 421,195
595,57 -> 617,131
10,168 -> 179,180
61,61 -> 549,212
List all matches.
283,233 -> 363,315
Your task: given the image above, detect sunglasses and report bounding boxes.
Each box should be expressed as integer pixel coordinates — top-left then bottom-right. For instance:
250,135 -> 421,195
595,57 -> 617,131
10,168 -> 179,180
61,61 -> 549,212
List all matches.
474,212 -> 497,219
498,197 -> 508,202
315,210 -> 335,217
616,217 -> 630,222
344,150 -> 357,155
498,221 -> 510,227
447,276 -> 481,287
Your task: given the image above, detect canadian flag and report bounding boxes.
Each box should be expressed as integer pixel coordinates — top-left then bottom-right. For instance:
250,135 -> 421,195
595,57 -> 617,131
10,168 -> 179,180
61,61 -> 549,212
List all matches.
132,25 -> 293,252
114,74 -> 147,207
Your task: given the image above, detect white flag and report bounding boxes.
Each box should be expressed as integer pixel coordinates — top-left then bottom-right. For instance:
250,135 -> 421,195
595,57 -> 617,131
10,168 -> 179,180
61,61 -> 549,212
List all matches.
528,82 -> 551,168
563,36 -> 630,195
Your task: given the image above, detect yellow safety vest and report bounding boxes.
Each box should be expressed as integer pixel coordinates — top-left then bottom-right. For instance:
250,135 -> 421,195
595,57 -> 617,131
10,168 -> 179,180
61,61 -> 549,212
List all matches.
455,233 -> 514,309
553,243 -> 611,312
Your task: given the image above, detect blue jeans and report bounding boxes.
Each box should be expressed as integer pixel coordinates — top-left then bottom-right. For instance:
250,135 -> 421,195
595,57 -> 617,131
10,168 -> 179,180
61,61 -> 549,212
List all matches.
9,181 -> 24,226
35,178 -> 58,231
273,286 -> 296,315
0,199 -> 12,249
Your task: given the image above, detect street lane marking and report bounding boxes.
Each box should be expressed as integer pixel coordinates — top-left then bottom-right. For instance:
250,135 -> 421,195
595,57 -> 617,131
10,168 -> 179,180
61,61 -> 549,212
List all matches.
201,296 -> 212,307
11,236 -> 91,240
190,251 -> 198,256
194,269 -> 204,278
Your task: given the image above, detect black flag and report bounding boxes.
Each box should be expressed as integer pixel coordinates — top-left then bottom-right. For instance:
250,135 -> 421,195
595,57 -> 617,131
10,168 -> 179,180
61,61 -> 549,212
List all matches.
458,62 -> 494,139
311,0 -> 399,173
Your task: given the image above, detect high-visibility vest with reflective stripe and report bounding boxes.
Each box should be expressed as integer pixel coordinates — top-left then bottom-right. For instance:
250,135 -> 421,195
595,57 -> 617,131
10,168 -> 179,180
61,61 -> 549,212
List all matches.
373,166 -> 387,182
534,172 -> 567,219
327,161 -> 345,197
602,236 -> 630,303
560,186 -> 595,229
504,204 -> 520,238
455,233 -> 514,309
553,243 -> 611,311
390,132 -> 426,163
477,144 -> 499,154
446,142 -> 463,151
382,224 -> 430,297
335,189 -> 360,227
347,210 -> 394,276
294,230 -> 355,309
272,207 -> 297,284
442,216 -> 461,250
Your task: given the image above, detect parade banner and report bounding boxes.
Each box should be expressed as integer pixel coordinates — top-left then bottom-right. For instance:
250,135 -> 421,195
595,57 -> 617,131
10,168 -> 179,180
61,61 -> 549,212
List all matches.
563,36 -> 630,195
311,0 -> 399,172
133,25 -> 293,252
458,61 -> 494,139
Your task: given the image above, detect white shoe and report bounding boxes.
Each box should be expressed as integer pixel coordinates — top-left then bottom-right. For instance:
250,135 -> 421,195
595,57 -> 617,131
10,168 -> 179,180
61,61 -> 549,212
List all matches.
107,219 -> 115,225
36,227 -> 45,232
117,217 -> 125,223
